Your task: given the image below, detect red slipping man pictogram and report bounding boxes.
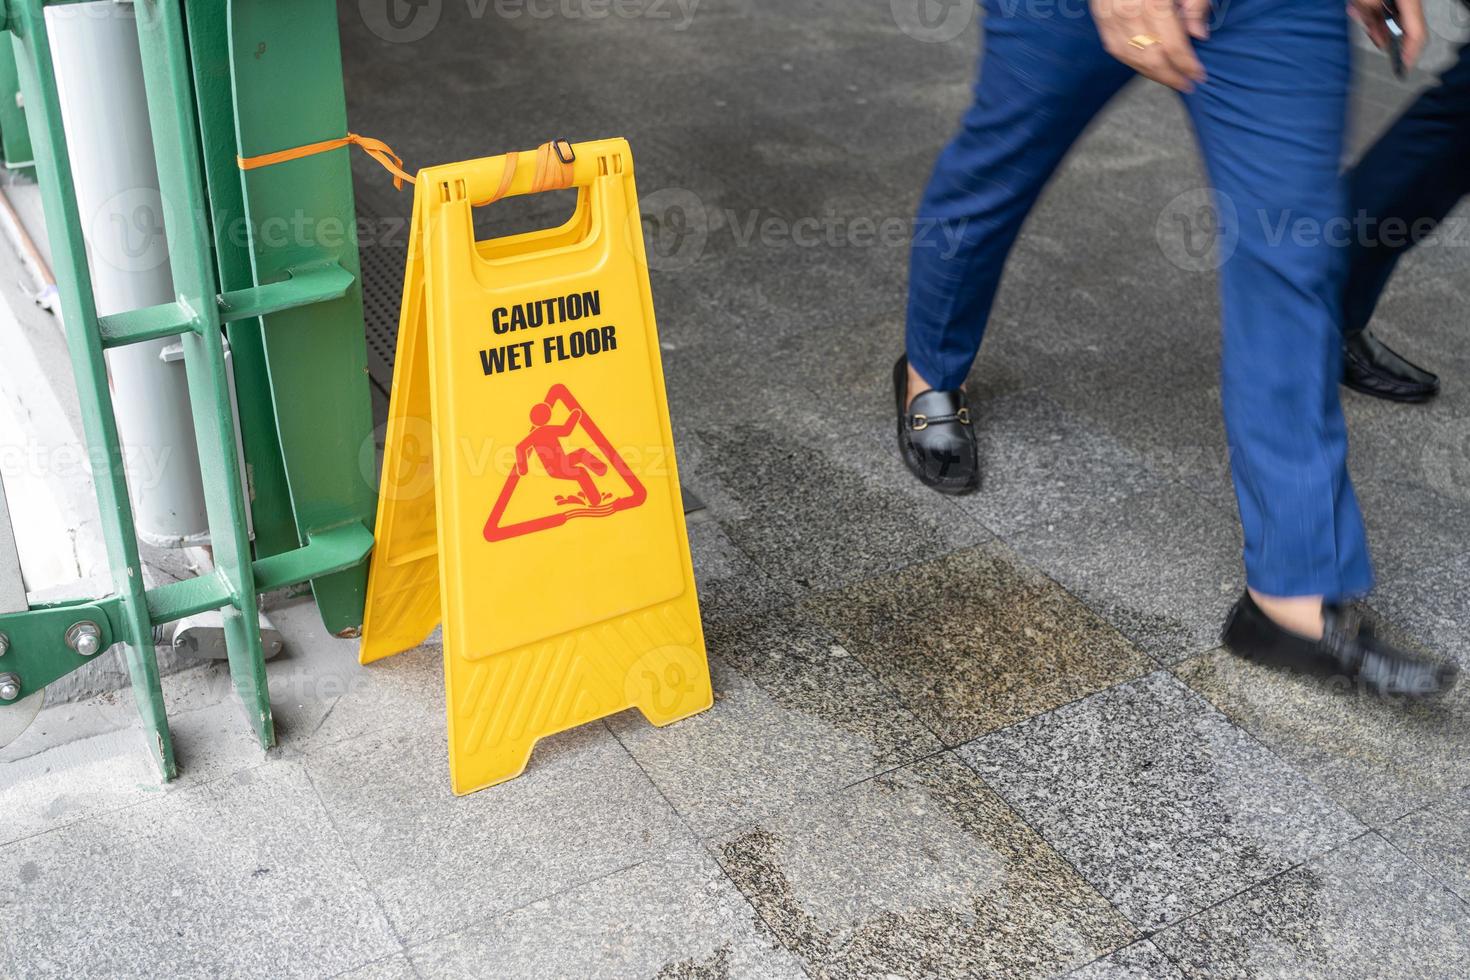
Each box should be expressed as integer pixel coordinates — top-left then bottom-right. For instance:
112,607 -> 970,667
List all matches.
484,385 -> 647,542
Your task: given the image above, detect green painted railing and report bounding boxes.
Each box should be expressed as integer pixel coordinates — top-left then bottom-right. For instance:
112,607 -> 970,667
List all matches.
0,0 -> 377,777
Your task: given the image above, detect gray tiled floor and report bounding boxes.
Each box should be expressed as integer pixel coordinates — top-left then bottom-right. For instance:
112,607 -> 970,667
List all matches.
1151,834 -> 1470,979
4,2 -> 1470,978
962,673 -> 1365,930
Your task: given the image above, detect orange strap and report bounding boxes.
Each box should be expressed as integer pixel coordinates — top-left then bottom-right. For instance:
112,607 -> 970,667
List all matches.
238,132 -> 416,189
238,134 -> 577,204
473,139 -> 577,206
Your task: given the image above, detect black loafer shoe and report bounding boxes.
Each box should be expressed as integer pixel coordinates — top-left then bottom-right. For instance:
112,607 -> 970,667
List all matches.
893,355 -> 979,495
1222,591 -> 1459,698
1343,329 -> 1440,403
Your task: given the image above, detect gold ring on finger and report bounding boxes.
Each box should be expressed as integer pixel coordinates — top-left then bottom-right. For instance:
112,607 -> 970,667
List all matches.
1128,33 -> 1162,50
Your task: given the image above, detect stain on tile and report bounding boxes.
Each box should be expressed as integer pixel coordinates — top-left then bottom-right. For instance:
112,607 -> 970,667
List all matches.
805,543 -> 1153,745
1008,488 -> 1243,663
714,753 -> 1136,978
692,418 -> 989,596
408,842 -> 803,980
963,672 -> 1364,930
610,608 -> 941,835
685,515 -> 799,624
1175,645 -> 1470,826
1153,834 -> 1470,979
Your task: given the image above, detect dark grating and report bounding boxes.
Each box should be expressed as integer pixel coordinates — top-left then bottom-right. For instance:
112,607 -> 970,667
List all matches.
355,185 -> 411,396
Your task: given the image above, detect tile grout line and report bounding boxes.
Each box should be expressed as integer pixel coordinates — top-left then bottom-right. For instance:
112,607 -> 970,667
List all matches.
598,717 -> 814,972
299,760 -> 415,961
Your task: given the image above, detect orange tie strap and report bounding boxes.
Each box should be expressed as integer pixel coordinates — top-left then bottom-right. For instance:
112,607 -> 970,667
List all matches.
238,135 -> 577,204
238,132 -> 416,189
473,139 -> 577,207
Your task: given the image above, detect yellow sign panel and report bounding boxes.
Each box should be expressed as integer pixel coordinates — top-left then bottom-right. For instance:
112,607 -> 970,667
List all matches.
361,138 -> 712,795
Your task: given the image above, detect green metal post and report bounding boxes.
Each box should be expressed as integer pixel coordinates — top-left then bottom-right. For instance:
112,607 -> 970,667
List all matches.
0,31 -> 32,174
181,0 -> 299,564
5,0 -> 176,776
228,0 -> 377,636
133,0 -> 274,748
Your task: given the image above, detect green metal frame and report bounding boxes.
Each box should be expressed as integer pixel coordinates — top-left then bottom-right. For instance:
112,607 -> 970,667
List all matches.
0,0 -> 376,777
0,30 -> 32,174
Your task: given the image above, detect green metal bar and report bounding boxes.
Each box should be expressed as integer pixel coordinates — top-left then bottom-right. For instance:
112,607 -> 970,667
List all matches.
254,522 -> 373,592
145,522 -> 373,624
217,261 -> 353,322
182,0 -> 298,565
134,0 -> 273,748
97,261 -> 354,347
229,0 -> 376,636
98,300 -> 194,347
1,522 -> 373,699
4,0 -> 176,777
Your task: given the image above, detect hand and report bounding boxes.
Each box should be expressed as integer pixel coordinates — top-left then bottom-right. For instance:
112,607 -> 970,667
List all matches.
1091,0 -> 1207,92
1349,0 -> 1427,72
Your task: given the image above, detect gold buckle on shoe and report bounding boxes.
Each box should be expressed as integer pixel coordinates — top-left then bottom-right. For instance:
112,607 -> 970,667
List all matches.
910,414 -> 928,431
957,407 -> 971,425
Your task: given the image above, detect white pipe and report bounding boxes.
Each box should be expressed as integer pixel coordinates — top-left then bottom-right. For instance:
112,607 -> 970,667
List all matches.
48,1 -> 209,548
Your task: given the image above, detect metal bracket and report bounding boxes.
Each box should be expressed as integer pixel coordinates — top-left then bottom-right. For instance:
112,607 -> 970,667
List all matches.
0,601 -> 117,704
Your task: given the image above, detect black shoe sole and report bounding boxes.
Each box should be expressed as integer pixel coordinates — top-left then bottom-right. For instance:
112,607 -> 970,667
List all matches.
1341,378 -> 1440,404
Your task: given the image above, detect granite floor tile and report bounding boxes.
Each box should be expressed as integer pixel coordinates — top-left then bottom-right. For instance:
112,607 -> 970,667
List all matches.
291,642 -> 447,757
0,727 -> 172,848
805,543 -> 1153,746
685,514 -> 799,624
1356,479 -> 1470,587
303,722 -> 687,944
950,391 -> 1164,539
1008,487 -> 1244,663
1383,786 -> 1470,902
713,753 -> 1137,979
1362,550 -> 1470,665
609,607 -> 940,836
334,953 -> 420,980
0,760 -> 399,979
1068,940 -> 1186,980
408,842 -> 804,979
962,672 -> 1366,930
1174,645 -> 1470,826
691,412 -> 990,596
1152,834 -> 1470,979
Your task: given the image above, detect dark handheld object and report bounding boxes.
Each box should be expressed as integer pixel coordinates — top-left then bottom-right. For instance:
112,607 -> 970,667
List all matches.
1384,0 -> 1406,79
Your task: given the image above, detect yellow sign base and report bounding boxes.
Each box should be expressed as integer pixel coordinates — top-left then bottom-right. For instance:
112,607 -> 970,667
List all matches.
361,138 -> 712,795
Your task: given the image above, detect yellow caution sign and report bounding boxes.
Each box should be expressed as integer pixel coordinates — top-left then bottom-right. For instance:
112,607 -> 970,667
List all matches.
362,138 -> 712,795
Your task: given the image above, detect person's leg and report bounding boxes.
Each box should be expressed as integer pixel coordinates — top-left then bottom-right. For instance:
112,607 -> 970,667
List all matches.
904,0 -> 1133,397
1182,0 -> 1368,621
1338,40 -> 1470,402
1185,0 -> 1455,693
1345,40 -> 1470,334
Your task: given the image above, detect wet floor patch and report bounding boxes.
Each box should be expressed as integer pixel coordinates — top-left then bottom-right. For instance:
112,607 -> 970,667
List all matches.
712,753 -> 1136,979
805,542 -> 1154,745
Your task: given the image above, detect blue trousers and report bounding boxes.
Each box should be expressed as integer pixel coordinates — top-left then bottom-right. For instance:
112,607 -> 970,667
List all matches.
1346,40 -> 1470,332
906,0 -> 1373,599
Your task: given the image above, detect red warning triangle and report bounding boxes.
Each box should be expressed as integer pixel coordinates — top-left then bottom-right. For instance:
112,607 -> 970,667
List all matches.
484,384 -> 647,543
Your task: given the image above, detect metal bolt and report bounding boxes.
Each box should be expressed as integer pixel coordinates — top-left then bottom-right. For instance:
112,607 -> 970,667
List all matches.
0,673 -> 19,702
66,621 -> 102,658
0,632 -> 8,657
